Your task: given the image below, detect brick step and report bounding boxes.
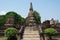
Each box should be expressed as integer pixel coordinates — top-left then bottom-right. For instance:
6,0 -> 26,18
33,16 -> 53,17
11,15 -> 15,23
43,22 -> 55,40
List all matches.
24,33 -> 39,35
23,34 -> 40,37
23,34 -> 39,36
24,30 -> 39,32
23,27 -> 40,40
24,33 -> 39,34
25,27 -> 38,29
24,31 -> 39,34
24,32 -> 39,34
25,29 -> 38,31
24,27 -> 38,30
23,38 -> 40,40
24,29 -> 39,32
24,29 -> 37,31
23,36 -> 40,38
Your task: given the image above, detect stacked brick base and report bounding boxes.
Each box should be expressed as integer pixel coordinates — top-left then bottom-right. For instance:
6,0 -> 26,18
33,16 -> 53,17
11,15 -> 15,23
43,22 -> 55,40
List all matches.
23,27 -> 40,40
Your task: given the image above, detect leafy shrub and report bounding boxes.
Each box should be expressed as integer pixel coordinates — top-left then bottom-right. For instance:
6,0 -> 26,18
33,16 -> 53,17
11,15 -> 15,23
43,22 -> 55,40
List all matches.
44,28 -> 57,40
34,11 -> 41,24
4,27 -> 17,40
44,28 -> 57,36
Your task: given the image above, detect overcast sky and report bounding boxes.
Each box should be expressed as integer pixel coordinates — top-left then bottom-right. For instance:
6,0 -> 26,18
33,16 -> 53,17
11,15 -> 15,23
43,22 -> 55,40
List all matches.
0,0 -> 60,22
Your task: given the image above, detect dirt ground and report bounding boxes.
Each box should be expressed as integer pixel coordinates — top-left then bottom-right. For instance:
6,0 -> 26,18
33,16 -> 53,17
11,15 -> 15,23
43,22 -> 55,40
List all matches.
0,37 -> 7,40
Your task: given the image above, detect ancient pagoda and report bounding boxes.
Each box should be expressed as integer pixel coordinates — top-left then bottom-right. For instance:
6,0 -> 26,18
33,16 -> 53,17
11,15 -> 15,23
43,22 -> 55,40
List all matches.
26,2 -> 38,30
23,2 -> 41,40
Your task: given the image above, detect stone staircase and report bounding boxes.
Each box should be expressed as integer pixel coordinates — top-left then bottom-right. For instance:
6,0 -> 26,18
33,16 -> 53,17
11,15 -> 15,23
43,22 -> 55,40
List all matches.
23,27 -> 40,40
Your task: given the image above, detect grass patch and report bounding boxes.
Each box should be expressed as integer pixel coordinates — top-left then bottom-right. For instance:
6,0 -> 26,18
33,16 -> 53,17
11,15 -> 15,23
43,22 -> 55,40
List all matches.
0,37 -> 7,40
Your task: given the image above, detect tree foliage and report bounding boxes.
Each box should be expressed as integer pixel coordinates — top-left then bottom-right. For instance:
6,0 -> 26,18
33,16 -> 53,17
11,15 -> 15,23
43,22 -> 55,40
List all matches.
34,11 -> 41,24
4,27 -> 17,37
4,27 -> 17,40
6,11 -> 25,24
0,15 -> 6,26
44,28 -> 57,40
43,20 -> 50,24
44,28 -> 57,36
0,11 -> 25,27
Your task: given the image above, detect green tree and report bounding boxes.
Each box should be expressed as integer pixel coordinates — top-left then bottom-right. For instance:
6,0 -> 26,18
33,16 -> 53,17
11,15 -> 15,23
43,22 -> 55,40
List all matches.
0,15 -> 6,26
34,11 -> 41,24
0,11 -> 25,27
44,28 -> 57,40
6,11 -> 25,24
4,27 -> 17,40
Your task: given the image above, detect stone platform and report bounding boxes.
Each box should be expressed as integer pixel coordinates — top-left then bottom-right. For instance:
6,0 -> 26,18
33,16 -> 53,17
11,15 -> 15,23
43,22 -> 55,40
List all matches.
23,27 -> 40,40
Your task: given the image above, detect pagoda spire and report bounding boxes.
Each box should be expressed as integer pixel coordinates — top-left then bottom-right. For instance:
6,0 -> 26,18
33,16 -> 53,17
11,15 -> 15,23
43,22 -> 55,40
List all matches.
29,2 -> 33,11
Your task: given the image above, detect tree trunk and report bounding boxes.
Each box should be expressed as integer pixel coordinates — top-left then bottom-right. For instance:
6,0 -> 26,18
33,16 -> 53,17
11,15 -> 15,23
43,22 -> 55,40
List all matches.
49,36 -> 52,40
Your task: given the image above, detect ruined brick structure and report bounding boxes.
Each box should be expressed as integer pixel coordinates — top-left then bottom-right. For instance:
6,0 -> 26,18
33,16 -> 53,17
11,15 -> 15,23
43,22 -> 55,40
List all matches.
4,16 -> 21,29
22,3 -> 41,40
